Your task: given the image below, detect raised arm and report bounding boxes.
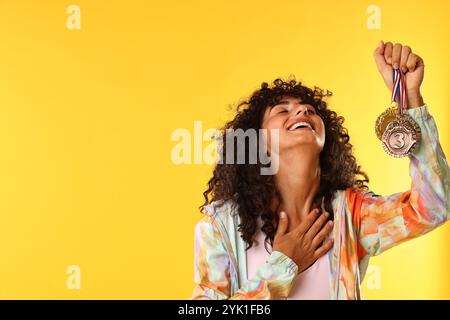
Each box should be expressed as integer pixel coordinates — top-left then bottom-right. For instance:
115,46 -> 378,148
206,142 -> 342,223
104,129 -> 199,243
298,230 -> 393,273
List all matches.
348,41 -> 448,257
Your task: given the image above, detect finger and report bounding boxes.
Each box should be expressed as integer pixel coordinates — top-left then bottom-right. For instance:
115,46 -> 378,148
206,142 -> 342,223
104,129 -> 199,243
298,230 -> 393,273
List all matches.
373,40 -> 387,71
314,238 -> 334,259
311,220 -> 334,249
304,211 -> 330,242
294,208 -> 320,235
406,53 -> 420,72
400,46 -> 411,73
275,211 -> 289,239
417,55 -> 425,68
373,40 -> 385,55
392,43 -> 402,70
384,42 -> 393,64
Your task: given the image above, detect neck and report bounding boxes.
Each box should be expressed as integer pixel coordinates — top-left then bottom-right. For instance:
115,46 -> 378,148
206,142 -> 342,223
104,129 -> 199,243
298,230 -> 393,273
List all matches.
273,149 -> 321,232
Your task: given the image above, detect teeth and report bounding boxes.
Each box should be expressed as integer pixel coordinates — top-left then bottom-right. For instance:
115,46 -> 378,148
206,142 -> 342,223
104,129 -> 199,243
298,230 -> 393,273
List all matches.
288,121 -> 312,131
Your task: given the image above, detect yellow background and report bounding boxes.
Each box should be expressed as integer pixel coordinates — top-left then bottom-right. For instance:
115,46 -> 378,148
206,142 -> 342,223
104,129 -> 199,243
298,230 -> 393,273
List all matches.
0,0 -> 448,299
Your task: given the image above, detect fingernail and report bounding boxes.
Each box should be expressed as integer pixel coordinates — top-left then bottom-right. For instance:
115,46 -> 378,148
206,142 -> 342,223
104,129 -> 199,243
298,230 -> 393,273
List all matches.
324,211 -> 329,217
280,211 -> 286,218
378,40 -> 383,48
393,62 -> 399,69
401,67 -> 407,73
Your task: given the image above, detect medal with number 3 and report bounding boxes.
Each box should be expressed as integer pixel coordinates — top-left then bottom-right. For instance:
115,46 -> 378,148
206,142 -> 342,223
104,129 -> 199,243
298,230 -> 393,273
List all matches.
375,69 -> 421,157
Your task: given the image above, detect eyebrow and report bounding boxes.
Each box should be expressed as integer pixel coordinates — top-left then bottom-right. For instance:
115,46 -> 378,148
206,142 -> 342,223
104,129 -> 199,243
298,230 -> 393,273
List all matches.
277,99 -> 300,105
270,100 -> 315,111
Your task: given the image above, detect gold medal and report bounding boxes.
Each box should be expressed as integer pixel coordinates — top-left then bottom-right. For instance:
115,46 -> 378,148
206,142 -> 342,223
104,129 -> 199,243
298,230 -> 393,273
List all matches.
375,101 -> 399,140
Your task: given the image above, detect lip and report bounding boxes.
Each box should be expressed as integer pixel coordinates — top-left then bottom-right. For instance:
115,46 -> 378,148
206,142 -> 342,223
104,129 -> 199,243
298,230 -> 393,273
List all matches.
285,116 -> 315,131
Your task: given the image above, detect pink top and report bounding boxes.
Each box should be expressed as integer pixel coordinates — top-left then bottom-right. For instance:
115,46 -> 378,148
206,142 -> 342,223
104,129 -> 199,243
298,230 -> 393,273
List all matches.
246,218 -> 330,300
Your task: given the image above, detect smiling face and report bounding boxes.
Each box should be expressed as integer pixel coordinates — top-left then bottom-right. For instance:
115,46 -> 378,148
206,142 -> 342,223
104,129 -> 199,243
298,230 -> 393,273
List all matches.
261,96 -> 326,155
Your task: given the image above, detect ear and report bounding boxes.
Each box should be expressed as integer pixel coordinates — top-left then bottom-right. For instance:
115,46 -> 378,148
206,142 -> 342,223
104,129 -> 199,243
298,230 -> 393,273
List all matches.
259,128 -> 271,156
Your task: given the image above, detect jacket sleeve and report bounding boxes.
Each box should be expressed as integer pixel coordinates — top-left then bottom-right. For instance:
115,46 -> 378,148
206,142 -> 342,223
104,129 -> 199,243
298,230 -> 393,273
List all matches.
190,215 -> 298,300
347,104 -> 449,258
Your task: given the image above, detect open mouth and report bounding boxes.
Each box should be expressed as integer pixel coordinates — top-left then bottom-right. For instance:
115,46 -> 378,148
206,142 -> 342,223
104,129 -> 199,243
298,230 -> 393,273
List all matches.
287,121 -> 315,132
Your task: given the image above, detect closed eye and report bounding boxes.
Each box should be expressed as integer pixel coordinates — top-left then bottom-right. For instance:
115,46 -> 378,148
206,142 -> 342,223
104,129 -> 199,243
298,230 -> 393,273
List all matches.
271,105 -> 288,114
305,105 -> 317,114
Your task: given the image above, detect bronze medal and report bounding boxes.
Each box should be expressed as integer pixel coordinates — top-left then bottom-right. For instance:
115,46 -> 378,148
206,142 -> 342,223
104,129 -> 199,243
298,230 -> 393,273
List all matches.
376,69 -> 421,157
381,113 -> 421,157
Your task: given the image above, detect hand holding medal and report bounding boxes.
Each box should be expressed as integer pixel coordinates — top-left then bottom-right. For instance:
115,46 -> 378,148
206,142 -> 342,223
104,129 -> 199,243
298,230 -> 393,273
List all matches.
373,41 -> 425,157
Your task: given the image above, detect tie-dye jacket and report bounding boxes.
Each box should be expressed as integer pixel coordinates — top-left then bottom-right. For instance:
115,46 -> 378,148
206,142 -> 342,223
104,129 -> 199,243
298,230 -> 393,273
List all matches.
191,104 -> 449,300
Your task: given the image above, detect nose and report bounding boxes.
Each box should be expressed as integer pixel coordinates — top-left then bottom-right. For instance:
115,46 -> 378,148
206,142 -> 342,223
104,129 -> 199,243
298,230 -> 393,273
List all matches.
294,105 -> 310,116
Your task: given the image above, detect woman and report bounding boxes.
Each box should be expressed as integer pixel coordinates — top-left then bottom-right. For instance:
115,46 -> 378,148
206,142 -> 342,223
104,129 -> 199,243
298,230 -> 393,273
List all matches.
191,41 -> 449,299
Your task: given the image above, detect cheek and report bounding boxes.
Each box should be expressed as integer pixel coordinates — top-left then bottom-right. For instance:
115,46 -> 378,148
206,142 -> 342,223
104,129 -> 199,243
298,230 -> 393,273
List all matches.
316,119 -> 326,145
261,125 -> 276,153
261,117 -> 283,150
263,116 -> 283,130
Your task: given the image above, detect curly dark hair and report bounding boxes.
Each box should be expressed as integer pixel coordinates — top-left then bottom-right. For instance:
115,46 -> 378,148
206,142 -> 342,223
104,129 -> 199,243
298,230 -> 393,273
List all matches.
201,77 -> 369,253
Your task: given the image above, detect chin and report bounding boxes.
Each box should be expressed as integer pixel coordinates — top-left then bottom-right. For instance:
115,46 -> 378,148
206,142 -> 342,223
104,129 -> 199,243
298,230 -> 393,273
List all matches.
288,135 -> 323,146
282,140 -> 323,152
